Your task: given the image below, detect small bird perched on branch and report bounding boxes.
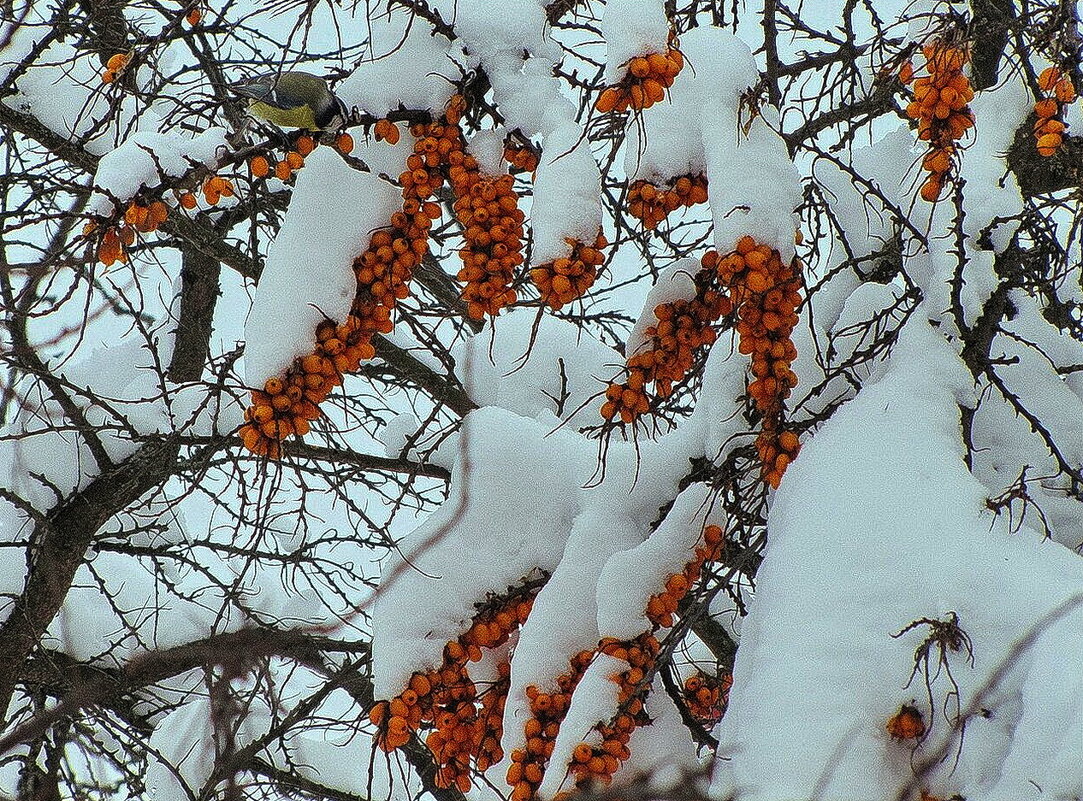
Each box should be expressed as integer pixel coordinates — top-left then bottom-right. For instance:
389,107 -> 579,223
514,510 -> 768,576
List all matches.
232,70 -> 347,131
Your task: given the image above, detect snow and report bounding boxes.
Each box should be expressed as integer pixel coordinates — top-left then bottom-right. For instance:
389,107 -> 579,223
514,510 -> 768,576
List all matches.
716,316 -> 1083,801
336,11 -> 473,117
530,122 -> 602,265
244,147 -> 401,386
625,257 -> 701,360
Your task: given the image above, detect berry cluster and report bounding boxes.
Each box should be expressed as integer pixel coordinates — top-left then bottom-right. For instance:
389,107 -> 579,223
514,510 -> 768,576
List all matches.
504,139 -> 540,174
682,671 -> 732,726
627,174 -> 708,230
900,41 -> 975,202
710,238 -> 803,487
595,44 -> 685,114
1034,67 -> 1076,157
101,52 -> 130,84
601,261 -> 731,424
238,316 -> 375,458
453,172 -> 525,320
202,175 -> 236,205
886,704 -> 926,741
530,232 -> 607,311
507,650 -> 595,801
566,633 -> 660,788
370,588 -> 536,793
644,524 -> 724,629
84,194 -> 178,266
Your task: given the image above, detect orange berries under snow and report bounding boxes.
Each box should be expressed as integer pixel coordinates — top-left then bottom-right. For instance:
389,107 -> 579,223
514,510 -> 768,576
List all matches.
504,139 -> 540,174
596,44 -> 684,114
453,172 -> 525,320
1033,67 -> 1076,157
627,173 -> 708,230
902,41 -> 974,201
530,232 -> 607,310
370,589 -> 536,794
644,524 -> 724,628
683,671 -> 732,726
601,256 -> 731,424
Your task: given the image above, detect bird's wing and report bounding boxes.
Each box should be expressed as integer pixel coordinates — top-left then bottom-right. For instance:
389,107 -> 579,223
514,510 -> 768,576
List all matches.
232,75 -> 276,102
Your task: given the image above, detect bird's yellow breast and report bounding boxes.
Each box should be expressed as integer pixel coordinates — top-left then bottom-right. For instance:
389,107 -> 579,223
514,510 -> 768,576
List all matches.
247,100 -> 319,131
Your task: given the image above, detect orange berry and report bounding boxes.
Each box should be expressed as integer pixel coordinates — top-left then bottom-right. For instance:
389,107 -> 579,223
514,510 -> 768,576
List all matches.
335,132 -> 354,153
1038,67 -> 1062,92
295,135 -> 316,156
275,160 -> 292,181
185,7 -> 201,24
249,155 -> 269,178
106,53 -> 130,72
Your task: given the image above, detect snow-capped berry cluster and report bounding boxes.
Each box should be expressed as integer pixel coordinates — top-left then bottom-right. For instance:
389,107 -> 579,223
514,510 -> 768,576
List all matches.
370,586 -> 537,793
682,671 -> 732,726
240,100 -> 464,458
627,174 -> 708,230
595,42 -> 684,114
601,258 -> 731,424
900,41 -> 975,201
530,232 -> 607,311
1034,67 -> 1076,157
645,524 -> 724,628
710,237 -> 803,488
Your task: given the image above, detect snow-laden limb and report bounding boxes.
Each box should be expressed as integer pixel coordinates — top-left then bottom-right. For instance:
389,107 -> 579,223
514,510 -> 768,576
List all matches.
530,122 -> 602,266
715,315 -> 1083,801
88,128 -> 229,216
625,257 -> 701,361
243,148 -> 401,387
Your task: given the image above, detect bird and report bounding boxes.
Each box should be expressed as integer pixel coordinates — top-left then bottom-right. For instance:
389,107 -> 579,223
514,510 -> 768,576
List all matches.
232,70 -> 347,131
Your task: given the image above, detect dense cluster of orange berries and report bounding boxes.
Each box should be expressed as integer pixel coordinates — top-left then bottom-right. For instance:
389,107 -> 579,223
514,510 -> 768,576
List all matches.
504,140 -> 540,174
238,316 -> 376,457
645,524 -> 724,628
627,174 -> 708,230
1034,67 -> 1076,156
454,172 -> 525,319
370,588 -> 536,793
507,650 -> 595,801
596,42 -> 684,114
886,704 -> 926,741
601,262 -> 731,424
101,52 -> 130,84
900,41 -> 975,202
682,671 -> 732,726
710,238 -> 803,487
530,232 -> 607,310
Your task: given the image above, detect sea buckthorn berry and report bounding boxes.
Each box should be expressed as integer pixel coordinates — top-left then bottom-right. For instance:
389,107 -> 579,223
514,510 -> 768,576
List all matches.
886,704 -> 926,740
274,160 -> 292,181
285,151 -> 305,169
178,191 -> 197,209
106,53 -> 130,73
1032,68 -> 1076,157
185,6 -> 201,24
335,132 -> 354,153
249,155 -> 270,178
294,135 -> 316,156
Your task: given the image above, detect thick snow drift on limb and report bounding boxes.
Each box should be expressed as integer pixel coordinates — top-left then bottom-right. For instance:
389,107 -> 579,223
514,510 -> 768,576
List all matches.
244,149 -> 400,386
599,0 -> 670,84
716,316 -> 1083,801
450,308 -> 620,427
370,407 -> 591,698
431,0 -> 552,62
531,122 -> 603,265
337,12 -> 471,116
671,28 -> 800,261
88,128 -> 228,215
596,483 -> 718,640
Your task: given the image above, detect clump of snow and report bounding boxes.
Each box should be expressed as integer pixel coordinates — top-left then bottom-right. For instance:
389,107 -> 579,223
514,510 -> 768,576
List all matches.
88,128 -> 229,216
596,483 -> 718,640
451,308 -> 621,427
529,122 -> 602,265
430,0 -> 554,63
370,406 -> 592,698
336,10 -> 473,116
599,0 -> 670,84
244,148 -> 401,386
487,53 -> 576,138
716,316 -> 1083,800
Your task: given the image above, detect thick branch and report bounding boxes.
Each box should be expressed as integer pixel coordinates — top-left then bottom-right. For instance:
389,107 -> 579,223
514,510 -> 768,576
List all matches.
168,249 -> 221,382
